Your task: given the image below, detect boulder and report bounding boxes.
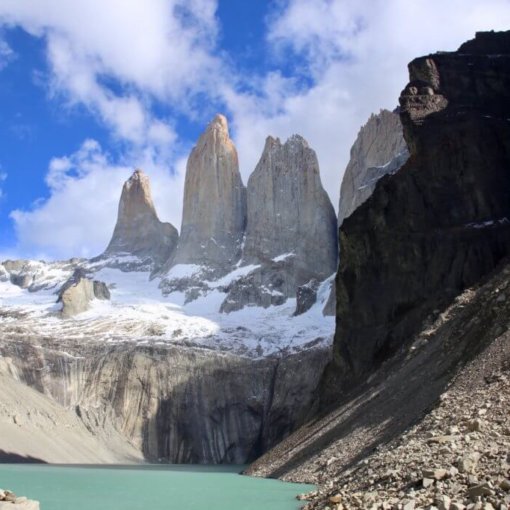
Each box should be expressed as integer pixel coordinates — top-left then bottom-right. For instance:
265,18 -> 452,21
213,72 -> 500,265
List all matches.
294,280 -> 320,316
58,269 -> 110,318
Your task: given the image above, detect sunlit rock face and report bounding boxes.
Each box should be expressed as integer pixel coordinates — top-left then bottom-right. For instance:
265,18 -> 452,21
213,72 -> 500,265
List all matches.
221,135 -> 338,313
0,334 -> 330,464
171,114 -> 247,273
103,169 -> 178,270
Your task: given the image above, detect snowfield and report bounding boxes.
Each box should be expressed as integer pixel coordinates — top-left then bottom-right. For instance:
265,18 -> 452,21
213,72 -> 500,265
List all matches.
0,259 -> 334,358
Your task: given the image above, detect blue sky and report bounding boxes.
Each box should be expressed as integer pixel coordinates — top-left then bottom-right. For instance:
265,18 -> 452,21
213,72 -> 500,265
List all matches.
1,0 -> 510,260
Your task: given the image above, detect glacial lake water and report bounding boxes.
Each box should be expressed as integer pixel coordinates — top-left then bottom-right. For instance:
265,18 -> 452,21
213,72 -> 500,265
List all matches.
0,464 -> 314,510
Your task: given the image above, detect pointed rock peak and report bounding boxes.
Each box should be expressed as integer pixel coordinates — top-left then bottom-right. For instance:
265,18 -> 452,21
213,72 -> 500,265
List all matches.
103,168 -> 179,267
120,168 -> 156,214
285,134 -> 309,148
206,113 -> 229,135
264,135 -> 281,150
171,112 -> 245,271
128,168 -> 147,182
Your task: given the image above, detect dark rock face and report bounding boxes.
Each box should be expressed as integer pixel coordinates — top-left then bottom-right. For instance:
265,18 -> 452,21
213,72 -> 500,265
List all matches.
323,31 -> 510,402
338,110 -> 408,224
294,280 -> 320,316
103,169 -> 178,270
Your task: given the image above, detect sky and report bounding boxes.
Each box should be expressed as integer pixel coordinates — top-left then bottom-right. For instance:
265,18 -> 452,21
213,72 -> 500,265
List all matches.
0,0 -> 509,260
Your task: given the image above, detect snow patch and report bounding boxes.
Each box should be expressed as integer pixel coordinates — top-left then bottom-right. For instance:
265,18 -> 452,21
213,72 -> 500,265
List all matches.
272,252 -> 295,263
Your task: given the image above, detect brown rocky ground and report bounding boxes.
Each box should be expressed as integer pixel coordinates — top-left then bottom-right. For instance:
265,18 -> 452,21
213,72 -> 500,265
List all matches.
299,332 -> 510,510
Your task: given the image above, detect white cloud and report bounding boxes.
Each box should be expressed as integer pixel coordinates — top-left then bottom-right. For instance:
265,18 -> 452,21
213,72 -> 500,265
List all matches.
0,38 -> 14,70
10,141 -> 185,259
0,0 -> 220,149
228,0 -> 510,210
0,0 -> 217,258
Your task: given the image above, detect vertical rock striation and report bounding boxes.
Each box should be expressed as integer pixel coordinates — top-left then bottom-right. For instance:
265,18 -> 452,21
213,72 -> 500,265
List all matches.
171,114 -> 246,272
244,135 -> 337,275
104,169 -> 178,269
338,109 -> 409,224
221,135 -> 337,312
0,337 -> 330,464
322,30 -> 510,403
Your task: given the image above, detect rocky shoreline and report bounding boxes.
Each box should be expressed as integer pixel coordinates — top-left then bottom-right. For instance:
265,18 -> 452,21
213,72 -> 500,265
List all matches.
0,490 -> 39,509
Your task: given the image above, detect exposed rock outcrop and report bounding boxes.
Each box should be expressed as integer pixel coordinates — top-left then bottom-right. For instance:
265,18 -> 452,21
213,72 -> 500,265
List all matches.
103,169 -> 178,270
322,30 -> 510,400
338,109 -> 408,224
247,257 -> 510,483
0,491 -> 40,510
1,259 -> 80,293
0,330 -> 330,464
221,135 -> 337,312
57,269 -> 110,317
171,114 -> 246,272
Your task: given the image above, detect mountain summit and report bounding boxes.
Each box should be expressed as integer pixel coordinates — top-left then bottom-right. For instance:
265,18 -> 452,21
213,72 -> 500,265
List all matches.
104,169 -> 178,268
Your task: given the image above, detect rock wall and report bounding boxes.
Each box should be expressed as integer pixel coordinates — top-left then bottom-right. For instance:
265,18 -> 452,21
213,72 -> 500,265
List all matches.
338,109 -> 408,224
103,169 -> 178,269
0,336 -> 329,464
322,30 -> 510,402
171,114 -> 246,272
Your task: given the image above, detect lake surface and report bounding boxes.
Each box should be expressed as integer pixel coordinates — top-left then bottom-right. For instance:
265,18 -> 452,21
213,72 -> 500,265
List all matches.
0,464 -> 314,510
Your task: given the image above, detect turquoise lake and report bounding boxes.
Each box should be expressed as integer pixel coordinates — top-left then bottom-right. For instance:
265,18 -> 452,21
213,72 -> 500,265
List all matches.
0,464 -> 314,510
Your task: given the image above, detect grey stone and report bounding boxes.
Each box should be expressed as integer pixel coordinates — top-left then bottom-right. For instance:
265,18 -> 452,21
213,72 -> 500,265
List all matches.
243,135 -> 337,279
468,483 -> 494,500
93,280 -> 111,301
294,279 -> 320,316
222,134 -> 337,312
171,114 -> 246,272
338,109 -> 409,224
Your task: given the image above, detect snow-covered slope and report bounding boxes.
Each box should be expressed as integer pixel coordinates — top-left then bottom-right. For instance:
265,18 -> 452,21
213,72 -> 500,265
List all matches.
0,257 -> 334,358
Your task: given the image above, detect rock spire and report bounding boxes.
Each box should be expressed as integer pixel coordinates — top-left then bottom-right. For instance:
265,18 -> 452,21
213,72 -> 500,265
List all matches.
220,134 -> 337,312
104,169 -> 178,268
243,134 -> 337,278
171,114 -> 246,271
